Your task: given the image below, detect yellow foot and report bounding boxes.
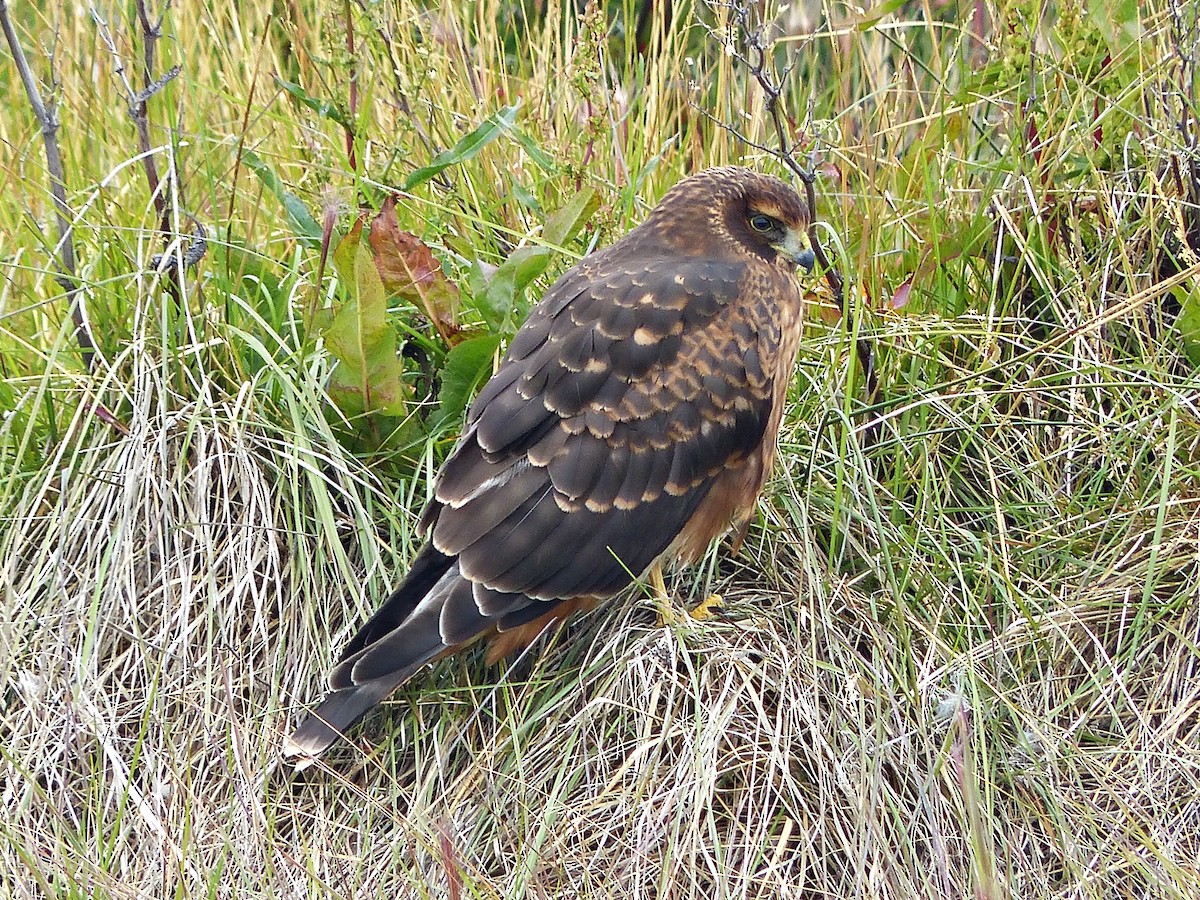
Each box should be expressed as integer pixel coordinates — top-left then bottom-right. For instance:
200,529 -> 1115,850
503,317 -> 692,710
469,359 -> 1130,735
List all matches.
654,593 -> 724,626
688,594 -> 724,621
648,560 -> 723,625
648,563 -> 675,626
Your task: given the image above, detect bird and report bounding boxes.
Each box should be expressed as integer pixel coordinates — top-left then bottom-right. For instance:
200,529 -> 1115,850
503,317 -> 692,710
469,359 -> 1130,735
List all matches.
284,166 -> 815,760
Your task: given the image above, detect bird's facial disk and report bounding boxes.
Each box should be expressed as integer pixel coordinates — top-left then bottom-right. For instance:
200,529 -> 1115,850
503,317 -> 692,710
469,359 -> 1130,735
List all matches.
745,203 -> 815,272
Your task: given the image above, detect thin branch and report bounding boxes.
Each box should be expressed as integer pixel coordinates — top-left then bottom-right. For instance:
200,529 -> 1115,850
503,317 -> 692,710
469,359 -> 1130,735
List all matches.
708,1 -> 880,434
133,0 -> 169,82
92,8 -> 160,203
93,4 -> 201,302
344,0 -> 358,173
1,1 -> 96,371
134,0 -> 167,204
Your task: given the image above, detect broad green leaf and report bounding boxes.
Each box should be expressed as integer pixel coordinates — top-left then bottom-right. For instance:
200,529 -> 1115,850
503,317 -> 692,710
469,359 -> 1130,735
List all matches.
478,189 -> 599,325
542,187 -> 599,246
481,245 -> 553,326
322,220 -> 410,416
242,150 -> 323,247
403,104 -> 521,190
435,333 -> 503,428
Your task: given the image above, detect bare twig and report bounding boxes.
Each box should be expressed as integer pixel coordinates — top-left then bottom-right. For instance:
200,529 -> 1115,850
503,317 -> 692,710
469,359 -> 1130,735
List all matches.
90,6 -> 175,211
709,2 -> 880,432
344,0 -> 359,173
133,0 -> 169,83
1,1 -> 96,371
133,0 -> 170,207
93,4 -> 202,303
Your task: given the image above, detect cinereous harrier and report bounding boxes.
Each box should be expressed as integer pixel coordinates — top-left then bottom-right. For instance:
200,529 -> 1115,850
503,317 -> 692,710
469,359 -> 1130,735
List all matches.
285,166 -> 814,759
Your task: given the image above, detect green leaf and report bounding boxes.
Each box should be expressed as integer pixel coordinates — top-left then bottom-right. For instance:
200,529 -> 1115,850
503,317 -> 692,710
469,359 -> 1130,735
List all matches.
509,127 -> 558,174
403,104 -> 521,190
478,188 -> 599,326
1174,287 -> 1200,369
510,178 -> 541,214
481,245 -> 552,326
542,187 -> 599,246
435,333 -> 503,428
274,77 -> 351,127
1086,0 -> 1141,57
855,0 -> 907,31
321,221 -> 410,417
242,150 -> 323,247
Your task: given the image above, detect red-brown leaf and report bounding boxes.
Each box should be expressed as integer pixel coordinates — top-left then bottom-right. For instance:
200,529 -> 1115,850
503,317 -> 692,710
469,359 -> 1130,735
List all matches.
368,196 -> 463,345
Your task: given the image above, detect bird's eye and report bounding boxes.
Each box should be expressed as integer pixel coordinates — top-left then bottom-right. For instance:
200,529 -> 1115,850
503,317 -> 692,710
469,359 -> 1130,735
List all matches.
749,214 -> 776,233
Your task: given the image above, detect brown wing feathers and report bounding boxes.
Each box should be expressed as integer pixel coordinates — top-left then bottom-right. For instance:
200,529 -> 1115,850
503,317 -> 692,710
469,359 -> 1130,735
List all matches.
285,167 -> 810,760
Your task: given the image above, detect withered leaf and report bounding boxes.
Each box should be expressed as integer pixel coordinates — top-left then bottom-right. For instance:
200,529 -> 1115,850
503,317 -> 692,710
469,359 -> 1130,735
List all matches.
369,196 -> 463,346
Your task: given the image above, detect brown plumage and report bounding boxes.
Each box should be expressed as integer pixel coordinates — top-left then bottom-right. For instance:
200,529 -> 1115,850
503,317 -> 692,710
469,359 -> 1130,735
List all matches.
284,166 -> 813,760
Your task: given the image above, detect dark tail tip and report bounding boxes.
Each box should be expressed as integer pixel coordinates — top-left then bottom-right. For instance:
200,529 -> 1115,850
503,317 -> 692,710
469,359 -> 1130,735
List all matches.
282,681 -> 394,765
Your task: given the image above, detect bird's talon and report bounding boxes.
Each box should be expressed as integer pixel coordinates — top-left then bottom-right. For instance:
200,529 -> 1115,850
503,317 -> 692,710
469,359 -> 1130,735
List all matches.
654,593 -> 724,627
652,597 -> 678,628
689,593 -> 724,621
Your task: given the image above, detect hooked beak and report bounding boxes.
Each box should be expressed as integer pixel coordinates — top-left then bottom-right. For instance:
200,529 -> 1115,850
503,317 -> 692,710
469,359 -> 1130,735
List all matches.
779,228 -> 815,273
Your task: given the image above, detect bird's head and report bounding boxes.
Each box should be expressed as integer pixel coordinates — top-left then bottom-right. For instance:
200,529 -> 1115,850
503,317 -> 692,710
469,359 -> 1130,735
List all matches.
644,166 -> 815,273
740,195 -> 815,272
722,168 -> 814,273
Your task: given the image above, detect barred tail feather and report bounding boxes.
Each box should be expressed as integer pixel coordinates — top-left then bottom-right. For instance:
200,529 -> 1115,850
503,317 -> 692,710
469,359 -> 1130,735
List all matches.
284,544 -> 463,762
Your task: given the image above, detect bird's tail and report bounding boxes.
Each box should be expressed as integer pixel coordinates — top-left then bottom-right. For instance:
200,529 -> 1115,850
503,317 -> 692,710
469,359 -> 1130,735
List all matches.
283,544 -> 467,762
282,667 -> 423,762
